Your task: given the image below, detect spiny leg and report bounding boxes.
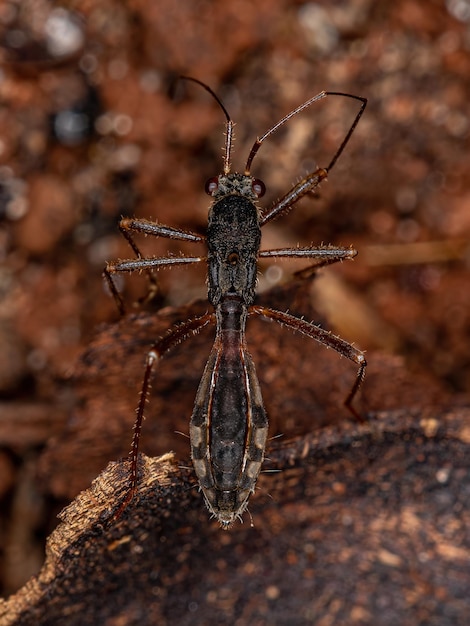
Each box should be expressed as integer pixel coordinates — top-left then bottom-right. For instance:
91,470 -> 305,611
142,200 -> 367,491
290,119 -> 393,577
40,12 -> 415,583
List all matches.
103,265 -> 127,316
260,167 -> 329,226
119,217 -> 204,244
250,305 -> 366,420
259,245 -> 357,279
113,311 -> 216,518
105,252 -> 204,316
105,217 -> 205,315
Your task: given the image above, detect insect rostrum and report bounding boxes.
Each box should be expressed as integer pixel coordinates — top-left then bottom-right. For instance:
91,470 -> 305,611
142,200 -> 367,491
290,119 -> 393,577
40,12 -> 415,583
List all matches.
105,78 -> 367,528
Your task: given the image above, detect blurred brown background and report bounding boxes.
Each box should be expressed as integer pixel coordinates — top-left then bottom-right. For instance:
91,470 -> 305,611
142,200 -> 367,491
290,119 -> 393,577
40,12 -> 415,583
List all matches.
0,0 -> 469,614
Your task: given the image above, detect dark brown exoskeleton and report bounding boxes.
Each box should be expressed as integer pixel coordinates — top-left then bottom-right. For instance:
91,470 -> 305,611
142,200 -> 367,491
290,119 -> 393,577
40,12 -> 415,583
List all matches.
105,78 -> 367,528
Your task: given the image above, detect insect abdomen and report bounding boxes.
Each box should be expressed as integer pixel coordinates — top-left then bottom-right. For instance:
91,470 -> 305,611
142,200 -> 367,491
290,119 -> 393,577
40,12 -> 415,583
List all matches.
190,297 -> 268,527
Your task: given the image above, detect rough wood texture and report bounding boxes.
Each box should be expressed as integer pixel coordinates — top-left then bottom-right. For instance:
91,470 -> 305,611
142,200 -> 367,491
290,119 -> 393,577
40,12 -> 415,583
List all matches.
2,409 -> 469,625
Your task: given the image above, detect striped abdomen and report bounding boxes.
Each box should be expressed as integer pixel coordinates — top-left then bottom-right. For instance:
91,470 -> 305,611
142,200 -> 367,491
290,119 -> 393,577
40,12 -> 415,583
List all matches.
190,296 -> 268,528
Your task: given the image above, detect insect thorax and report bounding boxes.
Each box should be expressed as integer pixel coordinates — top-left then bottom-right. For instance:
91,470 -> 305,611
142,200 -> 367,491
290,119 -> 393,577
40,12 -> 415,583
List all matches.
207,193 -> 261,306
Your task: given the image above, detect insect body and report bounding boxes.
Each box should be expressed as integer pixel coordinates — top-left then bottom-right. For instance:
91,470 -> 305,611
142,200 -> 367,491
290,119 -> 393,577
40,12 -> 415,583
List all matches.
191,174 -> 267,524
105,78 -> 367,528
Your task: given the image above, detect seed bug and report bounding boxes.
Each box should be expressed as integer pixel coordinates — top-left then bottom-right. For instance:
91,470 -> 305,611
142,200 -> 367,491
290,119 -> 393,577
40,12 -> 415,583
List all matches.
104,78 -> 367,528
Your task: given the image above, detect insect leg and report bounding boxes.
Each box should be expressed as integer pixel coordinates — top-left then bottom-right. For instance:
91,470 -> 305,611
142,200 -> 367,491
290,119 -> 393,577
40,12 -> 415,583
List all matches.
260,167 -> 329,226
114,311 -> 216,518
259,245 -> 357,278
119,217 -> 205,244
250,305 -> 366,421
105,217 -> 205,314
104,254 -> 204,315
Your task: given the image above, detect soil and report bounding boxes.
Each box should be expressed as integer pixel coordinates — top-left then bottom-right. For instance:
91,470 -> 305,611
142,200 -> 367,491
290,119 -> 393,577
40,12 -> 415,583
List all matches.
0,0 -> 469,624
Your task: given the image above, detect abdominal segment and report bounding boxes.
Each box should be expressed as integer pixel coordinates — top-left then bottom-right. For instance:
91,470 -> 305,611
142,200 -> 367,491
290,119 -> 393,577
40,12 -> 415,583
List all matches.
190,327 -> 268,526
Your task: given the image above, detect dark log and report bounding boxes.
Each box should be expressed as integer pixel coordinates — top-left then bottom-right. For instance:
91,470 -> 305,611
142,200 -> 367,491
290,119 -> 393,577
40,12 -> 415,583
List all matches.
2,407 -> 470,625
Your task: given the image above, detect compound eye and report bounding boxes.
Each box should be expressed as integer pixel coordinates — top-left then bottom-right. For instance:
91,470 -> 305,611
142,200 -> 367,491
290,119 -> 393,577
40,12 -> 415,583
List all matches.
252,178 -> 266,198
205,176 -> 219,195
